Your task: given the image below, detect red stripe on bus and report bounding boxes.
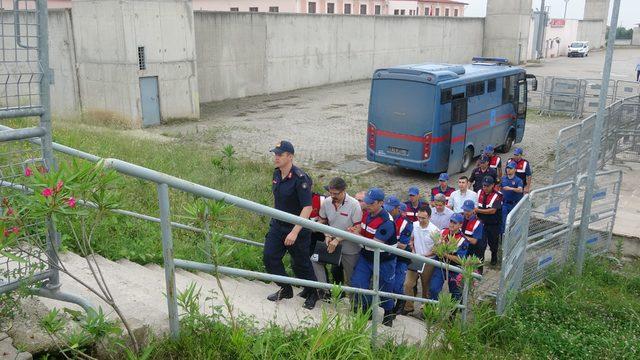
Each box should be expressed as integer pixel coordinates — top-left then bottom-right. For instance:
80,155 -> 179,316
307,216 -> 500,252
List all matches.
375,129 -> 424,143
373,113 -> 515,144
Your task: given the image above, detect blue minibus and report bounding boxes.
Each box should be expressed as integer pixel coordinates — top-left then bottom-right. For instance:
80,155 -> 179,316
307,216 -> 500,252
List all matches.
366,57 -> 537,174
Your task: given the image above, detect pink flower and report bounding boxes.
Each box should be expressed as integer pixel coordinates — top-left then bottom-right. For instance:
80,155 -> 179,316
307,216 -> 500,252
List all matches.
5,208 -> 13,216
454,273 -> 463,287
55,181 -> 64,193
11,227 -> 19,235
24,167 -> 32,177
67,197 -> 76,208
3,229 -> 10,237
42,188 -> 53,197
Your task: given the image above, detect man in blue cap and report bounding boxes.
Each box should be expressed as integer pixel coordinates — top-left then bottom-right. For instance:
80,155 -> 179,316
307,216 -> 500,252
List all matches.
470,155 -> 498,193
384,198 -> 413,315
476,176 -> 503,267
428,213 -> 469,301
350,188 -> 397,326
507,147 -> 532,193
483,145 -> 503,180
404,186 -> 425,223
461,200 -> 484,268
264,140 -> 319,309
430,173 -> 455,205
500,161 -> 524,238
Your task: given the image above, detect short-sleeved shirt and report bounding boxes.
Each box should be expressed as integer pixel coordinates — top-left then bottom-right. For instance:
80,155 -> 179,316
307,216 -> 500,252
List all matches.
361,209 -> 396,262
470,167 -> 499,192
501,175 -> 524,205
462,215 -> 484,241
507,158 -> 532,186
411,221 -> 440,257
449,189 -> 478,213
430,206 -> 454,230
319,194 -> 363,255
272,165 -> 312,221
477,189 -> 503,225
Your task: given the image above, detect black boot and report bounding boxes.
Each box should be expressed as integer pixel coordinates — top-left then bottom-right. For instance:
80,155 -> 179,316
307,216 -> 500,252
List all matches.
393,300 -> 406,314
490,252 -> 498,266
298,288 -> 311,299
267,285 -> 293,301
382,309 -> 394,327
303,289 -> 319,310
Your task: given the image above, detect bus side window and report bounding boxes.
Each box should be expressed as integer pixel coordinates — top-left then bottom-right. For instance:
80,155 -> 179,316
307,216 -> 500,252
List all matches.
488,79 -> 496,93
475,82 -> 485,96
451,97 -> 467,124
441,89 -> 452,104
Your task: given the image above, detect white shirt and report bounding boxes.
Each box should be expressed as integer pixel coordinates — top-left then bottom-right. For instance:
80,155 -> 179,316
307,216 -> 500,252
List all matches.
412,221 -> 440,256
430,206 -> 454,231
319,194 -> 363,255
449,189 -> 478,213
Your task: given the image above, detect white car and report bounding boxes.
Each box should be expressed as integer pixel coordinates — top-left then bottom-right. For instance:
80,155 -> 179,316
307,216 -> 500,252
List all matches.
568,41 -> 590,57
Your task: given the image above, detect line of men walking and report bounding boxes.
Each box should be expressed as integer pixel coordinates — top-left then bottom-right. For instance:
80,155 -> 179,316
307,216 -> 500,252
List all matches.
263,140 -> 531,326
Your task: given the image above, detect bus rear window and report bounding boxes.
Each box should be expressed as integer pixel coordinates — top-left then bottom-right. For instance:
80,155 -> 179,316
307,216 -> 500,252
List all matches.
370,79 -> 435,133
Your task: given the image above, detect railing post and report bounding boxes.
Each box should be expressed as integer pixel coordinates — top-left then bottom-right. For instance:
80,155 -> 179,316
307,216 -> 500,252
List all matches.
460,278 -> 470,325
157,183 -> 180,339
371,248 -> 380,344
203,205 -> 212,263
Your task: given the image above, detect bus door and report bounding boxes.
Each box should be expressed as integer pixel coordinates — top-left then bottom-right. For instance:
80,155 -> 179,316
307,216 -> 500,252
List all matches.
447,92 -> 468,174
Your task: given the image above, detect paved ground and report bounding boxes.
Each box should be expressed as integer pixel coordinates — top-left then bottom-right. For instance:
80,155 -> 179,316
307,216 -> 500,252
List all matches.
153,48 -> 640,198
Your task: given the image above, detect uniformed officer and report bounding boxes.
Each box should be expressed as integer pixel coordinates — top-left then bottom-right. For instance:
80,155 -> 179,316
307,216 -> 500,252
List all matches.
384,198 -> 413,315
350,188 -> 397,326
501,162 -> 524,235
404,187 -> 426,222
475,176 -> 503,268
484,145 -> 503,180
461,200 -> 484,268
470,155 -> 498,193
428,213 -> 470,301
264,140 -> 319,309
507,147 -> 532,193
430,173 -> 455,205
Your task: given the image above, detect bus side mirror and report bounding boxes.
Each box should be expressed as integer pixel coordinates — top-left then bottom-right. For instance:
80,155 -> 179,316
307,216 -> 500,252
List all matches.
526,74 -> 538,91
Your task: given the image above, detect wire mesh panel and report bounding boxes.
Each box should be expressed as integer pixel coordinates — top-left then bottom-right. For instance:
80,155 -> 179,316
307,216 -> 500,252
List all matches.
552,122 -> 582,184
541,77 -> 583,117
614,81 -> 640,101
521,182 -> 577,290
0,0 -> 43,116
496,195 -> 531,315
612,98 -> 640,163
573,171 -> 622,257
0,138 -> 50,293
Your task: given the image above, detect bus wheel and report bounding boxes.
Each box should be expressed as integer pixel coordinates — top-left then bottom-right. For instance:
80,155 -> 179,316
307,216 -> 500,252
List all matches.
461,148 -> 473,172
500,134 -> 515,153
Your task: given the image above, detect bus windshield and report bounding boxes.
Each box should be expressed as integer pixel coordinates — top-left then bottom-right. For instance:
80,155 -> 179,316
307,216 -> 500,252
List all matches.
370,79 -> 435,134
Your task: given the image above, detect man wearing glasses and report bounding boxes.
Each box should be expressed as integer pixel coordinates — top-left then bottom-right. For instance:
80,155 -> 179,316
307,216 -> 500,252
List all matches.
314,177 -> 363,287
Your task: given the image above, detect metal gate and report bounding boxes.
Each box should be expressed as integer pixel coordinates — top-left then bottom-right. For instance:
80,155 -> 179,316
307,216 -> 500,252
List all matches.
574,170 -> 622,257
521,181 -> 577,290
496,194 -> 531,315
0,1 -> 88,308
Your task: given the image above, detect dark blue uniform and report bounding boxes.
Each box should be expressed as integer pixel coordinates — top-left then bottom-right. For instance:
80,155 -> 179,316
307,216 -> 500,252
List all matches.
263,165 -> 317,287
500,175 -> 524,233
470,167 -> 499,192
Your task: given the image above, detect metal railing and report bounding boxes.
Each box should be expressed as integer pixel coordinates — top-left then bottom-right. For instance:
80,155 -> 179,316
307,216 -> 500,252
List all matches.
0,124 -> 482,342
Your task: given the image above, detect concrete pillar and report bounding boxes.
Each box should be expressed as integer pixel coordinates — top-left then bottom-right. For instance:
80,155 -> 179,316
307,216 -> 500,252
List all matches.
483,0 -> 533,64
578,0 -> 610,49
632,26 -> 640,46
71,0 -> 199,128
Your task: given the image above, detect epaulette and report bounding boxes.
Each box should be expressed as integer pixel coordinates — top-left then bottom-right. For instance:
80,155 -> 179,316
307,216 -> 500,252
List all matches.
293,167 -> 306,178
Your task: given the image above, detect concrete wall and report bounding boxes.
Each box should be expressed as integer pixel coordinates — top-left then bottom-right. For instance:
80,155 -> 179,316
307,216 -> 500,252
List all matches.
71,0 -> 198,127
577,19 -> 606,49
526,19 -> 581,60
483,0 -> 532,64
631,26 -> 640,46
49,9 -> 80,118
195,12 -> 484,102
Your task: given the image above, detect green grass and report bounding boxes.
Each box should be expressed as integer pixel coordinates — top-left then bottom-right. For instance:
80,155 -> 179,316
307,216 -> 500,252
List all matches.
146,257 -> 640,360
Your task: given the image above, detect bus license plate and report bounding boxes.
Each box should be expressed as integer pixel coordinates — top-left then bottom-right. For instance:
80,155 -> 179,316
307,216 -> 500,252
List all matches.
387,146 -> 408,156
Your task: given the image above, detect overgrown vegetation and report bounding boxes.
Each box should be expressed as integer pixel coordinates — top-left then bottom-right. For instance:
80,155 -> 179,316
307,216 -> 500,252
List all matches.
146,257 -> 640,360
